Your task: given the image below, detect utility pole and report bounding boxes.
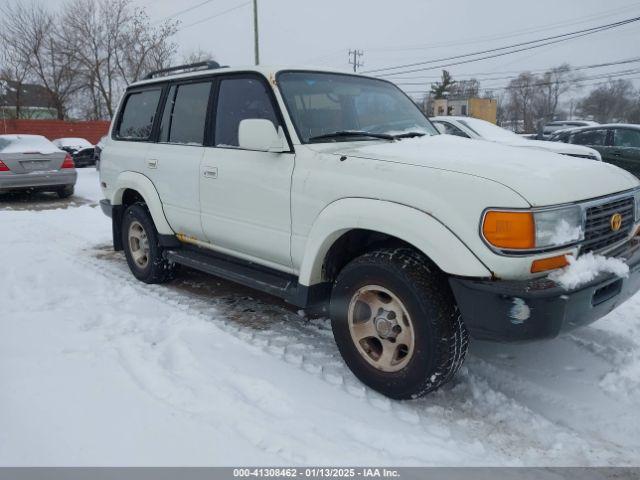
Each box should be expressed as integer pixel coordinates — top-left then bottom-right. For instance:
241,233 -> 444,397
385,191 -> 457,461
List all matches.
253,0 -> 260,65
348,49 -> 364,72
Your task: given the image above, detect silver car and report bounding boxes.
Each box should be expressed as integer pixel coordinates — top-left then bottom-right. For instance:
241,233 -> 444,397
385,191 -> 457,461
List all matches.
0,134 -> 77,198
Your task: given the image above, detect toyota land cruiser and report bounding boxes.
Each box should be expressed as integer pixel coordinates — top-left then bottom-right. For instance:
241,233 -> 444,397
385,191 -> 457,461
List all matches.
99,62 -> 640,399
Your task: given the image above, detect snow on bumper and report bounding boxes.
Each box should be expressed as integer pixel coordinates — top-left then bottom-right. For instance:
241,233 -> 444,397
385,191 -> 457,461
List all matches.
449,238 -> 640,342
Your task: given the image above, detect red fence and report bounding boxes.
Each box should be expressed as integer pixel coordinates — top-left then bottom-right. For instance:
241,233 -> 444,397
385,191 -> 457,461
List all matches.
0,119 -> 111,144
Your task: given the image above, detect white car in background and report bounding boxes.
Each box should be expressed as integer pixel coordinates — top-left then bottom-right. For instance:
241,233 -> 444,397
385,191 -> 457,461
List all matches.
431,116 -> 602,161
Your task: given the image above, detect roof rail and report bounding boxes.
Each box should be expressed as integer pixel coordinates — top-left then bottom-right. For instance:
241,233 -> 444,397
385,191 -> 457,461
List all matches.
143,61 -> 224,80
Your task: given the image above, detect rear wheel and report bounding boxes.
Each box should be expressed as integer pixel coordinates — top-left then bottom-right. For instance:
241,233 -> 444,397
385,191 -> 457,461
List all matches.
330,248 -> 468,399
56,185 -> 74,199
121,204 -> 177,284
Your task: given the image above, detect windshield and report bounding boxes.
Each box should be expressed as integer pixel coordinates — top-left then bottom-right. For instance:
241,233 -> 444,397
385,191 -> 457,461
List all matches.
457,118 -> 521,142
277,71 -> 437,143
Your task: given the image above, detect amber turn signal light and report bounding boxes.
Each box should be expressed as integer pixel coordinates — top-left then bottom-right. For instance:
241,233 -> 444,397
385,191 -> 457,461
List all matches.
531,255 -> 571,273
483,211 -> 535,249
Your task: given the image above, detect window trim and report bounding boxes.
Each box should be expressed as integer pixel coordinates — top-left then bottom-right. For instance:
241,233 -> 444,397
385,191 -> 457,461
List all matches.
112,87 -> 164,142
210,72 -> 294,153
275,69 -> 436,145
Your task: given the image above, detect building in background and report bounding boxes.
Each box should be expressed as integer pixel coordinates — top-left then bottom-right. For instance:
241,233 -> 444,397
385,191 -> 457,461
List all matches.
0,80 -> 57,120
432,97 -> 497,124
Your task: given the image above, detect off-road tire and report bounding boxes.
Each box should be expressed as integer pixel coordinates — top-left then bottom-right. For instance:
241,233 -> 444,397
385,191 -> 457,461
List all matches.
121,203 -> 178,284
330,248 -> 468,399
56,185 -> 74,199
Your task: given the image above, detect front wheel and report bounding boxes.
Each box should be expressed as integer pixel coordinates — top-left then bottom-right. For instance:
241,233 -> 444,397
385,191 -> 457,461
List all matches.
121,204 -> 178,284
330,248 -> 468,399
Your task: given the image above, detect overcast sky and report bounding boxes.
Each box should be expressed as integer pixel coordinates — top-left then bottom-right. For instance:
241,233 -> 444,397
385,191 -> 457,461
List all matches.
44,0 -> 640,97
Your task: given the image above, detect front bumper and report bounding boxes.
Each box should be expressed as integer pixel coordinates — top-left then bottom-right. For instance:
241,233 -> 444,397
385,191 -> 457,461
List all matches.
450,238 -> 640,342
0,170 -> 77,191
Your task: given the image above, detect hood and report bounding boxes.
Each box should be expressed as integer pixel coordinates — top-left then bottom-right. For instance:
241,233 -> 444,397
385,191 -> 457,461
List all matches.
308,135 -> 639,206
497,138 -> 601,158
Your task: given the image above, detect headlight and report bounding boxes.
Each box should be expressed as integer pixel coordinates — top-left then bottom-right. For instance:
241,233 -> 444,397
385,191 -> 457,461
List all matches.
483,205 -> 583,251
635,190 -> 640,222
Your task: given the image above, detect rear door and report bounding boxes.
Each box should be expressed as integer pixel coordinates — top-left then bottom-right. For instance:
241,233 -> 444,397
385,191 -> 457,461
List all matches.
611,128 -> 640,178
145,80 -> 213,240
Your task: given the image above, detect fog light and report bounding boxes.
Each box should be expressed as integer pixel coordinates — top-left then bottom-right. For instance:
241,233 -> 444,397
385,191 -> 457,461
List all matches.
531,255 -> 571,273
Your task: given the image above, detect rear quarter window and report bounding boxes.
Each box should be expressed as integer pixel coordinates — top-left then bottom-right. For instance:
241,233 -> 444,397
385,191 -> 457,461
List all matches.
116,89 -> 162,140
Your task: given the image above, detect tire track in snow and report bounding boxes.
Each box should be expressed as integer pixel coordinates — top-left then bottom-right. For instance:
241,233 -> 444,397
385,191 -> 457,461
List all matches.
33,211 -> 638,465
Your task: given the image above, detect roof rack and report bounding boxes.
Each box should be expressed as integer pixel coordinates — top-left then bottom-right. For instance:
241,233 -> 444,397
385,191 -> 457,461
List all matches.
143,61 -> 224,80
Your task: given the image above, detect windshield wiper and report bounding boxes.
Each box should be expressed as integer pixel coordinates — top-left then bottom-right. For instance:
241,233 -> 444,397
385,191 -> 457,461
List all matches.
308,131 -> 395,143
392,132 -> 427,139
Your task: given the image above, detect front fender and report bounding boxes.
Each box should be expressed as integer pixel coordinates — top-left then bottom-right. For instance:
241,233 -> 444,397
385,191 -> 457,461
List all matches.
110,171 -> 174,235
298,198 -> 492,286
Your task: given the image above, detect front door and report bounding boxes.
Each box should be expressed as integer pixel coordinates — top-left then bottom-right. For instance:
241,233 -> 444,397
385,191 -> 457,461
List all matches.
200,75 -> 295,271
145,80 -> 213,240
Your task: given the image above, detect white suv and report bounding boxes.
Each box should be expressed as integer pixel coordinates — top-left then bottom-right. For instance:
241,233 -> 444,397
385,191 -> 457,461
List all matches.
99,62 -> 640,399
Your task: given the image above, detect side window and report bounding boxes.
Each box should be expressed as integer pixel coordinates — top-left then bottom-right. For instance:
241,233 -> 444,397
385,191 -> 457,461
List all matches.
116,89 -> 161,140
215,77 -> 280,147
571,129 -> 607,146
436,121 -> 470,138
160,82 -> 212,145
613,129 -> 640,148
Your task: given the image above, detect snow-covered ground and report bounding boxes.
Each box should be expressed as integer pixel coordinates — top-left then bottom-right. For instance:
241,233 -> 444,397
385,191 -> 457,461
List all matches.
1,169 -> 639,466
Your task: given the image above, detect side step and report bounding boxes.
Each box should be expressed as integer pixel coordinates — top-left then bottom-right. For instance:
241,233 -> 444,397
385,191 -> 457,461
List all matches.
164,247 -> 310,307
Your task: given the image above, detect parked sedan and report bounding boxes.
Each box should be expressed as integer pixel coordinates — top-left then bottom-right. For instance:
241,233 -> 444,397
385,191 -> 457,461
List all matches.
552,124 -> 640,178
0,134 -> 77,198
52,137 -> 96,167
430,116 -> 602,161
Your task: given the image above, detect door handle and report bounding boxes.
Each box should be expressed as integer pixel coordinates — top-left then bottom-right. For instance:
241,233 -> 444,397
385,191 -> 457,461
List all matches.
147,158 -> 158,169
203,167 -> 218,179
613,150 -> 622,156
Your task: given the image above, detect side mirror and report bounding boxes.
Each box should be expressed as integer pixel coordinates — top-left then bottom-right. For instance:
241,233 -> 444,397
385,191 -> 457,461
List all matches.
238,119 -> 288,153
433,123 -> 446,135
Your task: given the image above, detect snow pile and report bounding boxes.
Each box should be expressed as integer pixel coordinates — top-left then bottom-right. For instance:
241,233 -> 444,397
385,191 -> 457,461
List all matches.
549,253 -> 629,290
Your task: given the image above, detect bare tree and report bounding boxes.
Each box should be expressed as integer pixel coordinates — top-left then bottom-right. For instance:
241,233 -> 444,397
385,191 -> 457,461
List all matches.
115,8 -> 179,85
182,48 -> 216,65
534,64 -> 580,123
450,79 -> 480,99
579,79 -> 637,123
59,0 -> 130,118
505,72 -> 539,132
0,42 -> 32,119
0,1 -> 80,119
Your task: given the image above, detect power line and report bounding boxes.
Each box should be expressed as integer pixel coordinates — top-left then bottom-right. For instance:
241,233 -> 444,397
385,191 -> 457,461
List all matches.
389,56 -> 640,82
366,2 -> 640,54
363,15 -> 640,76
178,1 -> 251,31
400,70 -> 640,97
393,58 -> 640,86
154,0 -> 217,25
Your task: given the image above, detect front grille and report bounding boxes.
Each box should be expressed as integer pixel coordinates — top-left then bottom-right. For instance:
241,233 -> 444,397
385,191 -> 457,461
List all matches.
582,196 -> 635,254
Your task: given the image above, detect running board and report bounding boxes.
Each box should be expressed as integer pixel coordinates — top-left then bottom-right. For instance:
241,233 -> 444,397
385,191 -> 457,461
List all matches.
164,247 -> 324,308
